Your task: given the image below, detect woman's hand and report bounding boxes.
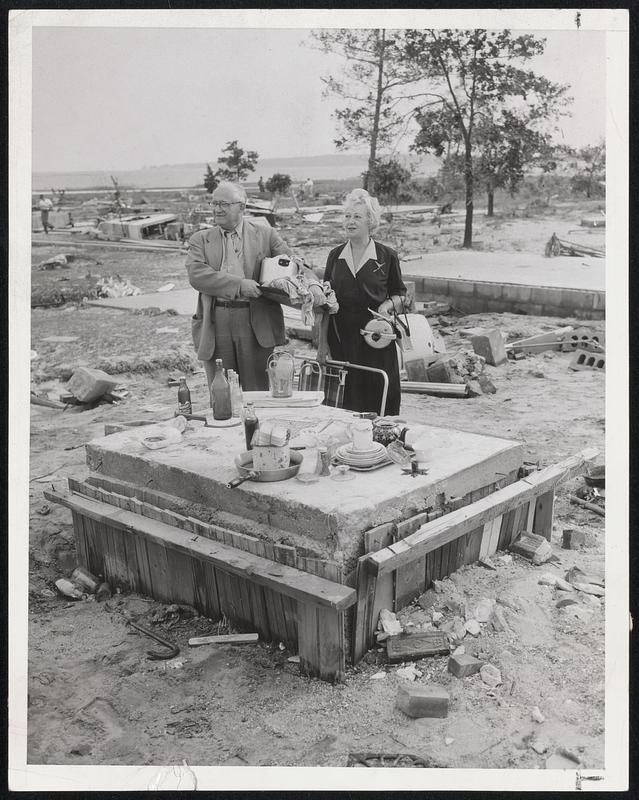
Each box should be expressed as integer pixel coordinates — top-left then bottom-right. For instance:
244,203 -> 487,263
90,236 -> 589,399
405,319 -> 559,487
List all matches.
377,300 -> 394,317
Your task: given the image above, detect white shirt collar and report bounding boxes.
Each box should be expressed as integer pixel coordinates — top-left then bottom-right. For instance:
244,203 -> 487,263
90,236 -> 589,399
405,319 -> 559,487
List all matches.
339,238 -> 377,276
221,218 -> 243,239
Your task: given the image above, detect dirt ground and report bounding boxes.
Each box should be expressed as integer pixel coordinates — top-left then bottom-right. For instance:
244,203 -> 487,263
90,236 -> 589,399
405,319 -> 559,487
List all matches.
26,200 -> 605,770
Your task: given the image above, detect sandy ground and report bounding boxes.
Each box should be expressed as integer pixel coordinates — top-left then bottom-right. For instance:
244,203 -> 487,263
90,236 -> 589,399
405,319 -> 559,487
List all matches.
26,200 -> 606,770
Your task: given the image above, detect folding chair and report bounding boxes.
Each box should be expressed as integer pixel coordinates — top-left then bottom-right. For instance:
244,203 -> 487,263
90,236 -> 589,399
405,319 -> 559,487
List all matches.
298,358 -> 389,417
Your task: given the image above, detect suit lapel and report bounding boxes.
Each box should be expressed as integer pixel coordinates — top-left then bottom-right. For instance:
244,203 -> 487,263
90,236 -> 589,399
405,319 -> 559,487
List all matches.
242,220 -> 260,279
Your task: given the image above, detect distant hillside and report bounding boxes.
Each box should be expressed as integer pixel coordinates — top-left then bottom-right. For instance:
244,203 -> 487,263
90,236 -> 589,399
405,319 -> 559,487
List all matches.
33,151 -> 441,191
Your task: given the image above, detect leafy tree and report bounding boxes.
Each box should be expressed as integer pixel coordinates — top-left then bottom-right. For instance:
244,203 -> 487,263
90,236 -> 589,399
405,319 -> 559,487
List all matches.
264,173 -> 292,198
569,141 -> 605,198
362,158 -> 411,205
309,29 -> 422,194
216,139 -> 259,182
203,163 -> 219,193
403,29 -> 570,246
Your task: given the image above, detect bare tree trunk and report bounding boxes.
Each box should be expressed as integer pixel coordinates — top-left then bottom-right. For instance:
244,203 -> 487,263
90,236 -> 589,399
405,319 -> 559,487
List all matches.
366,29 -> 386,195
463,139 -> 474,248
487,185 -> 494,217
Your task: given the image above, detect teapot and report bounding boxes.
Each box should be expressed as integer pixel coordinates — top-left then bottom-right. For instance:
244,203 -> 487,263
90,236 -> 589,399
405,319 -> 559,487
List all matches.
372,418 -> 407,447
266,349 -> 295,398
348,418 -> 374,452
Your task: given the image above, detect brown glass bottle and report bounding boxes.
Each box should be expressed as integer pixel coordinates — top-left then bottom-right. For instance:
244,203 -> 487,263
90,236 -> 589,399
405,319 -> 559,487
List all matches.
242,402 -> 259,450
177,376 -> 192,415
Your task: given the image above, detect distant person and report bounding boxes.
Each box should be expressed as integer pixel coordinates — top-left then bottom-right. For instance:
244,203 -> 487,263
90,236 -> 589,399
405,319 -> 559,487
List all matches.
258,176 -> 265,193
37,194 -> 53,234
303,177 -> 314,199
186,181 -> 292,391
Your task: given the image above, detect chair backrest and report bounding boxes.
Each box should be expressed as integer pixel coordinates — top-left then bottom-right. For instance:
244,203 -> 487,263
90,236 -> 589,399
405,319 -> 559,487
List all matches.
298,359 -> 389,416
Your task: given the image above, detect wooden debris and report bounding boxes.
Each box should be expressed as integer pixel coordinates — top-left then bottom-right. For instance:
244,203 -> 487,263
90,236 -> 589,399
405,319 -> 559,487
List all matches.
544,232 -> 604,258
188,633 -> 259,647
30,393 -> 66,410
386,631 -> 450,663
569,494 -> 605,517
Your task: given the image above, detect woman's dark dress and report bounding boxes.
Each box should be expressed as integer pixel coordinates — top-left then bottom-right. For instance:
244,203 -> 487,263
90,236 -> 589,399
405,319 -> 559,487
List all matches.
324,240 -> 406,416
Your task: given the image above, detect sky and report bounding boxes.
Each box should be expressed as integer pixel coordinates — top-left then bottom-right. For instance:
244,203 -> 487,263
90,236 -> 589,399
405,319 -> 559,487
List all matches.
31,26 -> 607,174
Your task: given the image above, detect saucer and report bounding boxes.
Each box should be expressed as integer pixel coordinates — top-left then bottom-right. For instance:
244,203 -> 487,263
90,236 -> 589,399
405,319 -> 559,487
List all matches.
340,442 -> 385,458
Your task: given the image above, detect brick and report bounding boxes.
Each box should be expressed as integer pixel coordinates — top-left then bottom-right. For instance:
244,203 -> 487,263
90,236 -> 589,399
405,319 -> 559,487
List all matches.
405,359 -> 429,382
425,358 -> 463,384
471,329 -> 507,366
569,349 -> 605,372
448,653 -> 483,678
396,684 -> 449,718
561,528 -> 586,549
387,631 -> 450,663
67,366 -> 120,403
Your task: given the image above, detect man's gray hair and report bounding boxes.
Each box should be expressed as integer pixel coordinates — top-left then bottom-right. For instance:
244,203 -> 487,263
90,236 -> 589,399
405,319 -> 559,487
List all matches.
343,188 -> 382,232
216,181 -> 247,204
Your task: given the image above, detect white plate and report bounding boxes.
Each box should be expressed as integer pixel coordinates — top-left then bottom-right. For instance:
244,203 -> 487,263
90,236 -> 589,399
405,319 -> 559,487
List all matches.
337,443 -> 385,459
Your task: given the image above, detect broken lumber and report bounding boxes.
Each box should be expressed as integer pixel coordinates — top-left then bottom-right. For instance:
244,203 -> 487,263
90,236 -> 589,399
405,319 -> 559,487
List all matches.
30,393 -> 66,409
365,449 -> 598,576
569,494 -> 605,517
188,633 -> 259,647
400,381 -> 468,397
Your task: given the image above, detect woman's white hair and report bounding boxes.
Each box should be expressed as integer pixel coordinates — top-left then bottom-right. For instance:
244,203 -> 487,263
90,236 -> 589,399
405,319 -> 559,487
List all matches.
343,188 -> 382,232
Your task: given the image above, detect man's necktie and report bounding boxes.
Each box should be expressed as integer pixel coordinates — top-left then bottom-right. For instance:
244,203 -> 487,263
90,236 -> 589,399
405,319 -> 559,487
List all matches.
223,230 -> 244,278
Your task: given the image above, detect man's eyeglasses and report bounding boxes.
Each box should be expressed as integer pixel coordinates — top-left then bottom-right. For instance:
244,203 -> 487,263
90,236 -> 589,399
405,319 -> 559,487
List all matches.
209,200 -> 243,209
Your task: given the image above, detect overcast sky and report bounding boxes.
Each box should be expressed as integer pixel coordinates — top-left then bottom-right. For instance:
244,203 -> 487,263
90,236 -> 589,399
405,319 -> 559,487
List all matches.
32,26 -> 606,173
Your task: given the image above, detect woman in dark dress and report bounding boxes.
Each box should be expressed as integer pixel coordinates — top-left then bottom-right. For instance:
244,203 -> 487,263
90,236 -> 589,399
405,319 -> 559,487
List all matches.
323,189 -> 406,415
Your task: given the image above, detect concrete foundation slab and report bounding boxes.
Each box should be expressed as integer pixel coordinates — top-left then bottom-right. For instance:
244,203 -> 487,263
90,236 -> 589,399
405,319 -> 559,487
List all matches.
85,405 -> 524,568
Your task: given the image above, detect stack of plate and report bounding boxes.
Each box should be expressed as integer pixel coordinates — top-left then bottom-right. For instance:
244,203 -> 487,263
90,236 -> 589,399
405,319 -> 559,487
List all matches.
335,442 -> 388,468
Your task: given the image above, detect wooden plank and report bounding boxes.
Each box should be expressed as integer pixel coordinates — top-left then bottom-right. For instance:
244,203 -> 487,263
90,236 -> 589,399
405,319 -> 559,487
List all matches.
144,539 -> 172,602
351,560 -> 378,663
525,500 -> 536,533
364,449 -> 598,576
386,631 -> 449,663
189,633 -> 259,646
167,549 -> 197,608
487,515 -> 503,554
450,531 -> 467,573
364,524 -> 395,619
532,490 -> 555,541
121,528 -> 141,593
218,530 -> 252,627
71,510 -> 90,568
298,604 -> 320,677
191,558 -> 221,620
497,509 -> 516,552
261,542 -> 290,645
464,526 -> 483,565
133,533 -> 154,597
317,607 -> 344,682
241,539 -> 272,641
511,502 -> 529,539
45,490 -> 356,611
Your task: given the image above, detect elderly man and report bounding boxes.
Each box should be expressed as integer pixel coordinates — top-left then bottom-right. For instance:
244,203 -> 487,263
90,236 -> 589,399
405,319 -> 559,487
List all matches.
186,181 -> 292,391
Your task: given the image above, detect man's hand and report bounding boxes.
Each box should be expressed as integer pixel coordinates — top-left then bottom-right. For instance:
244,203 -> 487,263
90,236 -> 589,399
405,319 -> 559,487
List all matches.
239,279 -> 262,299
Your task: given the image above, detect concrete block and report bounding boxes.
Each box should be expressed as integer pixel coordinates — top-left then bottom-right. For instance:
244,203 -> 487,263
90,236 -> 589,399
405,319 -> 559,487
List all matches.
447,279 -> 475,297
396,684 -> 449,718
405,359 -> 429,382
448,653 -> 483,678
526,304 -> 544,316
569,349 -> 605,372
485,299 -> 509,313
502,283 -> 532,303
531,286 -> 562,307
471,329 -> 507,366
420,277 -> 450,296
67,367 -> 119,403
425,358 -> 464,384
562,528 -> 586,549
475,282 -> 504,301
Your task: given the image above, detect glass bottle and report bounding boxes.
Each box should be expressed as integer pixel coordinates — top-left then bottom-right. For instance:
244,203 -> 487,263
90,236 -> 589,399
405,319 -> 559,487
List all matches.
210,359 -> 232,420
242,402 -> 259,450
177,376 -> 192,415
228,370 -> 243,418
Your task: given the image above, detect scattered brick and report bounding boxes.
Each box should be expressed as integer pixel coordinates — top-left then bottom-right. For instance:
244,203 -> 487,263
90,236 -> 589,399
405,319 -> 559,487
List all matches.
448,653 -> 483,678
562,528 -> 586,549
471,329 -> 507,366
396,684 -> 449,718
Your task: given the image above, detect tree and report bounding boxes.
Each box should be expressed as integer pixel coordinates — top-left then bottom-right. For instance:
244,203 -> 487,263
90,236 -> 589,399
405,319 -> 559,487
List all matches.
403,29 -> 569,246
203,164 -> 219,193
309,29 -> 422,194
362,158 -> 411,205
569,141 -> 605,198
216,139 -> 259,182
264,173 -> 292,198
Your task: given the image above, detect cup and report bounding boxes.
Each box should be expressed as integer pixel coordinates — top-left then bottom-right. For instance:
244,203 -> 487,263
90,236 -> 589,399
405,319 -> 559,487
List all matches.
349,419 -> 374,452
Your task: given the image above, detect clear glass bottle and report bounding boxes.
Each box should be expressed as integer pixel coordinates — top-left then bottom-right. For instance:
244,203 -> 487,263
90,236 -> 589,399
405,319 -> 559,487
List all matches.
210,359 -> 232,420
228,370 -> 243,418
177,376 -> 192,415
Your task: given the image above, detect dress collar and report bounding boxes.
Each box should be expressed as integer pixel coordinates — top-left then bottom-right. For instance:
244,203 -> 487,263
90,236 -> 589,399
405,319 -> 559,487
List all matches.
338,238 -> 377,276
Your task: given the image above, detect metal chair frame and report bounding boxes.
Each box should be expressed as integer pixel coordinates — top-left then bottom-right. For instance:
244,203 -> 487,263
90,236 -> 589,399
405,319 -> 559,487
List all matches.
298,358 -> 389,417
